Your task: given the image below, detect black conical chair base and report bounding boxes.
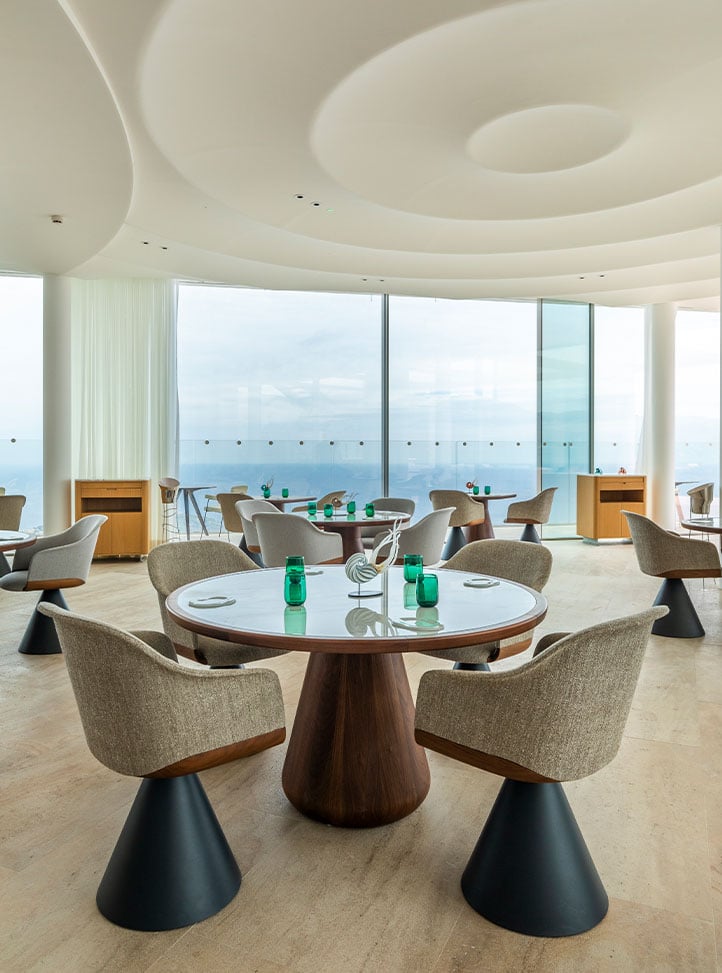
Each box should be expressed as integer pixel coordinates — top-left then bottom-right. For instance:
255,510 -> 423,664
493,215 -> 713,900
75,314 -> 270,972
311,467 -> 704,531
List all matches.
0,552 -> 11,577
520,524 -> 541,543
18,589 -> 68,654
652,578 -> 705,638
442,526 -> 467,561
97,774 -> 241,932
461,780 -> 608,937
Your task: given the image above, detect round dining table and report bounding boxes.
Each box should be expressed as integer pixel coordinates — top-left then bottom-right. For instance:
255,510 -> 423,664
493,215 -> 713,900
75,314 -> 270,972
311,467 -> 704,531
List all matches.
302,509 -> 411,560
167,566 -> 547,828
0,529 -> 36,577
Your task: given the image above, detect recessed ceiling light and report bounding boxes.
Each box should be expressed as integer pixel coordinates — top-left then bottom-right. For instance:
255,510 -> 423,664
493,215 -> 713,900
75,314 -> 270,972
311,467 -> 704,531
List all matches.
294,194 -> 304,199
311,201 -> 321,207
50,214 -> 63,224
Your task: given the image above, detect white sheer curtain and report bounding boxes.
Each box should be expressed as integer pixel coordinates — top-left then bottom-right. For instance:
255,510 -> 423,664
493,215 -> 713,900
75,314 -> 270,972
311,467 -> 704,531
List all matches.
72,279 -> 178,543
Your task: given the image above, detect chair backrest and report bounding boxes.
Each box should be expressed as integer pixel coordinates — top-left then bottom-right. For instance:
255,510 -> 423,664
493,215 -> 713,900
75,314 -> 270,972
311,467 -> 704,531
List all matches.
216,492 -> 254,532
0,486 -> 5,495
395,508 -> 454,564
687,482 -> 713,515
11,514 -> 107,582
416,606 -> 667,782
147,539 -> 258,652
371,497 -> 416,517
231,484 -> 249,494
235,499 -> 281,550
0,494 -> 26,530
254,512 -> 343,567
429,489 -> 484,527
158,477 -> 179,504
505,487 -> 557,524
443,539 -> 552,592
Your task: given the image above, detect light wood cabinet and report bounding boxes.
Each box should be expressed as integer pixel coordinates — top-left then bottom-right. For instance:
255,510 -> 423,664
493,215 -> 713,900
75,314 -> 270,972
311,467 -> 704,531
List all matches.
74,480 -> 150,558
576,474 -> 646,541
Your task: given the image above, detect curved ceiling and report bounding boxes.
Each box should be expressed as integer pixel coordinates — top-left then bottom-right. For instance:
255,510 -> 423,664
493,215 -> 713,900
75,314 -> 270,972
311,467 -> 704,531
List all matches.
1,0 -> 720,308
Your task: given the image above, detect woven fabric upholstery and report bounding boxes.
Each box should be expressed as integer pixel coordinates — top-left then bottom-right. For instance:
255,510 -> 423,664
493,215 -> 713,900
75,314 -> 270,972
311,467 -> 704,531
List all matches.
38,605 -> 286,778
254,512 -> 343,567
235,499 -> 281,550
429,490 -> 484,528
505,487 -> 557,525
129,630 -> 179,661
420,539 -> 552,663
291,490 -> 346,513
624,511 -> 722,578
373,508 -> 454,566
1,515 -> 107,591
415,606 -> 667,781
687,482 -> 713,516
147,539 -> 287,665
0,495 -> 26,530
216,492 -> 254,533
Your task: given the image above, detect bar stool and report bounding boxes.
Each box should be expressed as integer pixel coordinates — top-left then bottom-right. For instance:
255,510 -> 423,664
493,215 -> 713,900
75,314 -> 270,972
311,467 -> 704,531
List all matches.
159,477 -> 180,542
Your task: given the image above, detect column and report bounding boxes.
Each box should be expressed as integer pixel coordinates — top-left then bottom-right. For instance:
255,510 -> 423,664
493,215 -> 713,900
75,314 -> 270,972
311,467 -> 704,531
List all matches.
43,275 -> 72,532
645,303 -> 676,528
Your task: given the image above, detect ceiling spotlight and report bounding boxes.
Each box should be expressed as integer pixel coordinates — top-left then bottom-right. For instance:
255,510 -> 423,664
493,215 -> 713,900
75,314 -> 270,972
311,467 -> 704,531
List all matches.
294,194 -> 304,199
599,273 -> 606,278
579,276 -> 585,280
160,246 -> 168,250
50,214 -> 63,224
142,241 -> 149,245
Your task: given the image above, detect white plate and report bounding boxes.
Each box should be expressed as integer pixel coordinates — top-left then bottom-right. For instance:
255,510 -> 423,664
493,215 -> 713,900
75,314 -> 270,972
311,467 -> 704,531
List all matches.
463,577 -> 500,589
188,595 -> 236,609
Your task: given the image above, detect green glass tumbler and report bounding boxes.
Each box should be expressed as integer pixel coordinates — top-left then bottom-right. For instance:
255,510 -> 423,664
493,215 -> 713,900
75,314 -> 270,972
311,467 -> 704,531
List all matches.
307,501 -> 317,517
285,555 -> 305,575
365,502 -> 375,518
324,503 -> 334,518
347,500 -> 356,514
472,485 -> 480,495
403,554 -> 423,582
263,488 -> 271,499
484,485 -> 491,495
281,488 -> 289,498
415,572 -> 439,608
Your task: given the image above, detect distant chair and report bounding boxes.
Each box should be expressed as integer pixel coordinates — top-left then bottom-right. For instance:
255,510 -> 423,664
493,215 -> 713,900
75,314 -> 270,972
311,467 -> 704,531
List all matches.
0,494 -> 27,575
236,498 -> 282,565
415,606 -> 667,937
372,508 -> 453,566
361,497 -> 416,546
623,510 -> 721,638
158,477 -> 180,542
420,539 -> 553,670
687,482 -> 713,519
0,515 -> 106,654
202,486 -> 251,537
39,604 -> 286,931
429,490 -> 485,559
504,487 -> 557,543
147,539 -> 287,665
291,490 -> 345,513
215,491 -> 254,542
255,512 -> 343,567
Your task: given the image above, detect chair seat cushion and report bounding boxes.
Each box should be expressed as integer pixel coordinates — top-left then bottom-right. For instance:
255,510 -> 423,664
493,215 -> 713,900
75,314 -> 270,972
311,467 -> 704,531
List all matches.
0,570 -> 29,591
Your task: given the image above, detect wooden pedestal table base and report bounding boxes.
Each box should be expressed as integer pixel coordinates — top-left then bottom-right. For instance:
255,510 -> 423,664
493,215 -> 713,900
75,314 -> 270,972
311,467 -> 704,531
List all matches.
282,652 -> 430,828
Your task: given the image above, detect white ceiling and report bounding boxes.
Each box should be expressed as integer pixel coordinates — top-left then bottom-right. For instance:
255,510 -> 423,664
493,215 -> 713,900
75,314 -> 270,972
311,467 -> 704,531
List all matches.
1,0 -> 721,309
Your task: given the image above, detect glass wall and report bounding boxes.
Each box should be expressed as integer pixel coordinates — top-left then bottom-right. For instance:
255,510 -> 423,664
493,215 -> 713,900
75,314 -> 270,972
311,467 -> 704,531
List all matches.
593,305 -> 645,476
539,301 -> 591,533
675,308 -> 720,517
388,297 -> 537,517
177,286 -> 383,530
0,275 -> 43,530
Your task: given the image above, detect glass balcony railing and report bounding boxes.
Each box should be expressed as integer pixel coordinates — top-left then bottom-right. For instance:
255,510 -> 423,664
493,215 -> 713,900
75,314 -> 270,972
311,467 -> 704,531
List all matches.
0,437 -> 44,531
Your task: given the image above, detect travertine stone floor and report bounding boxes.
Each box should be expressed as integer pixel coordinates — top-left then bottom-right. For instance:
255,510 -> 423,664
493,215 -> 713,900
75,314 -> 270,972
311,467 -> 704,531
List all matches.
0,537 -> 720,972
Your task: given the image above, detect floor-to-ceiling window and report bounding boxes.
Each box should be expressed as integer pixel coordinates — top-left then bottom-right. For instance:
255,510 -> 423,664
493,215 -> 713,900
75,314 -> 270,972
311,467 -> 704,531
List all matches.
387,297 -> 537,516
177,285 -> 382,529
675,308 -> 720,515
0,275 -> 43,529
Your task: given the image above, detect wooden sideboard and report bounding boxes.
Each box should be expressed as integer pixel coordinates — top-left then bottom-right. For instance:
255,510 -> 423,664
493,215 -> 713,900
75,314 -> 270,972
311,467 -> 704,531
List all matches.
74,480 -> 150,558
576,474 -> 646,541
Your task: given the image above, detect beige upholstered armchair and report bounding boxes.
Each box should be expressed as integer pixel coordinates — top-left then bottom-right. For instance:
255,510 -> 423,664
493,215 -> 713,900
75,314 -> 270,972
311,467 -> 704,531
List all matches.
419,539 -> 552,669
623,510 -> 721,638
147,539 -> 287,665
504,487 -> 557,543
372,507 -> 454,566
415,605 -> 667,937
0,514 -> 106,655
39,603 -> 286,931
361,497 -> 416,545
254,511 -> 343,566
687,482 -> 713,518
235,498 -> 281,564
429,489 -> 485,559
158,477 -> 180,542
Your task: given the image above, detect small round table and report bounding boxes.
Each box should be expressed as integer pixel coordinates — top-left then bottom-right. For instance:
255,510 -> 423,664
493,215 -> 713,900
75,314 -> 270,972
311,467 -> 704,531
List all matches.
681,517 -> 722,539
0,530 -> 36,577
167,566 -> 547,828
467,493 -> 517,539
303,510 -> 411,560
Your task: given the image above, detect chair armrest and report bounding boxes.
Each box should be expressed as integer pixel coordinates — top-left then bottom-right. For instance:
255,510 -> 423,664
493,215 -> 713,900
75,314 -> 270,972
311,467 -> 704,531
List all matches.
24,535 -> 96,585
532,632 -> 570,657
130,630 -> 178,662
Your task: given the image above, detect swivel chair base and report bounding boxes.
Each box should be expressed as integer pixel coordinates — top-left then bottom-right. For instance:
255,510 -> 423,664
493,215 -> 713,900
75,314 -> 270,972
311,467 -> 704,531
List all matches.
19,589 -> 68,655
454,661 -> 491,672
97,774 -> 241,931
461,779 -> 608,937
652,578 -> 705,638
0,552 -> 10,577
441,526 -> 467,561
520,523 -> 541,544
